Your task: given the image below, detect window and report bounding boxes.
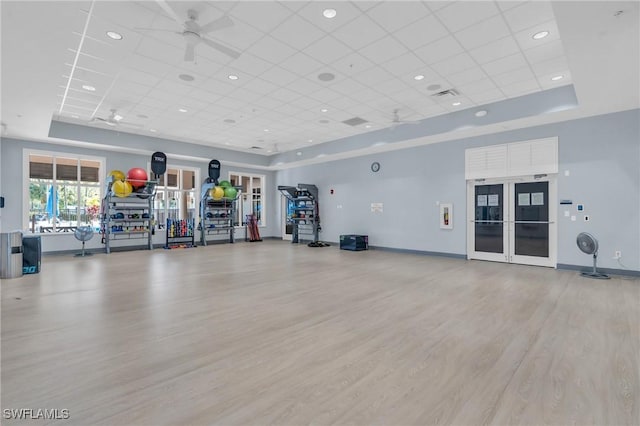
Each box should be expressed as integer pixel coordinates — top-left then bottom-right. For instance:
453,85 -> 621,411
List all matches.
229,172 -> 265,226
154,167 -> 198,229
26,152 -> 103,233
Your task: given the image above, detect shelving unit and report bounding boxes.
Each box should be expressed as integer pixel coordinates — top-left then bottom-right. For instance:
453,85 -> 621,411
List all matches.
278,184 -> 319,244
100,176 -> 156,254
199,182 -> 238,246
165,218 -> 195,249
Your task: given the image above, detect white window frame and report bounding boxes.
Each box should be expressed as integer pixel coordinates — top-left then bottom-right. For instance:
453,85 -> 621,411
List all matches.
151,164 -> 200,228
23,149 -> 105,234
229,171 -> 266,228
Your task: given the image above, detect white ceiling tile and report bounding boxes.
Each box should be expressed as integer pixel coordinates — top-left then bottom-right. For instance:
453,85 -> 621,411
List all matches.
308,88 -> 343,104
482,52 -> 529,76
381,52 -> 427,78
496,1 -> 523,12
259,66 -> 301,86
294,109 -> 321,121
538,72 -> 572,90
431,52 -> 477,76
457,78 -> 498,96
221,53 -> 274,79
358,36 -> 409,64
331,14 -> 387,50
425,2 -> 451,12
492,66 -> 537,87
238,77 -> 280,96
135,37 -> 192,66
366,1 -> 430,33
296,2 -> 362,31
436,1 -> 500,33
531,57 -> 569,77
454,14 -> 512,51
503,1 -> 555,33
327,77 -> 369,97
513,20 -> 560,51
501,79 -> 540,98
349,87 -> 386,103
446,67 -> 488,87
467,88 -> 506,104
269,15 -> 326,50
246,35 -> 297,65
207,19 -> 265,51
413,36 -> 465,65
374,78 -> 412,96
330,53 -> 376,78
127,53 -> 175,78
391,14 -> 449,50
200,78 -> 237,96
523,39 -> 565,65
154,79 -> 193,96
285,77 -> 325,96
231,1 -> 294,33
279,1 -> 309,12
268,87 -> 304,103
303,36 -> 353,64
273,102 -> 305,116
469,36 -> 520,65
278,52 -> 325,78
226,87 -> 264,103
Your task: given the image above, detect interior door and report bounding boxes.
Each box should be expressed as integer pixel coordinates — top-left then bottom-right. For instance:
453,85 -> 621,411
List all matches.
468,177 -> 557,267
468,182 -> 508,262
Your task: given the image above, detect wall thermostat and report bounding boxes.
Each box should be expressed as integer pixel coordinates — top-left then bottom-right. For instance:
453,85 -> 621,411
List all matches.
577,204 -> 584,211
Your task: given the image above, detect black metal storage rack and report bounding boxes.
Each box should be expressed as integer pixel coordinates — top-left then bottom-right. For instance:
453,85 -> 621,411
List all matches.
100,176 -> 156,254
278,184 -> 319,244
165,218 -> 195,249
199,182 -> 238,246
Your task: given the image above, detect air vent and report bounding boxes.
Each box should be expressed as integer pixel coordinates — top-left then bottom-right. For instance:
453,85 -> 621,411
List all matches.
431,88 -> 460,97
342,117 -> 368,126
250,146 -> 262,150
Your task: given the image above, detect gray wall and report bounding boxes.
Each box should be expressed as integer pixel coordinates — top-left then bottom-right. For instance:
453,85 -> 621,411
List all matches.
0,137 -> 277,252
274,109 -> 640,271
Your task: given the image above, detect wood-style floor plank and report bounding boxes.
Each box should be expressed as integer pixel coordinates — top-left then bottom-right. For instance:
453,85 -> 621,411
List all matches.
1,241 -> 638,425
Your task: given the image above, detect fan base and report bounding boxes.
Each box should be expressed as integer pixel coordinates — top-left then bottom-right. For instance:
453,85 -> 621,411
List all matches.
580,271 -> 610,280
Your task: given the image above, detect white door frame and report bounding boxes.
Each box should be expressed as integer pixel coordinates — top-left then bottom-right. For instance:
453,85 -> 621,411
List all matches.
467,175 -> 557,267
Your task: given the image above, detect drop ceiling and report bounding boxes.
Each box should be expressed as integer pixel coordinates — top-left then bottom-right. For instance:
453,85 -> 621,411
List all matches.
1,1 -> 638,163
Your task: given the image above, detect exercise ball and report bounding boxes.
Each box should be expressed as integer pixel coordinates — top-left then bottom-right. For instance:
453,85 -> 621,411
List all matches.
210,186 -> 224,200
126,167 -> 148,189
218,180 -> 232,188
108,170 -> 125,181
113,180 -> 133,197
223,186 -> 237,199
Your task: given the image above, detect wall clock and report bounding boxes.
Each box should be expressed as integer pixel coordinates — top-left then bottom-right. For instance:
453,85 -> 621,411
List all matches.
371,162 -> 380,172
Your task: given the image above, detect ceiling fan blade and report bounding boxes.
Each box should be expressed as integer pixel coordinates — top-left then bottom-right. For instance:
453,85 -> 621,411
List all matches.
199,15 -> 234,33
201,37 -> 240,59
134,27 -> 181,33
184,44 -> 195,62
155,0 -> 185,28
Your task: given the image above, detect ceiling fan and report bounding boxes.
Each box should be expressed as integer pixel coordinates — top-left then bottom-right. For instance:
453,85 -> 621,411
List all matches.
390,109 -> 421,129
137,0 -> 240,61
91,109 -> 141,128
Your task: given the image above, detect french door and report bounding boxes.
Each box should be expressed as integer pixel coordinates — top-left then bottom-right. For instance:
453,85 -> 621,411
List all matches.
467,176 -> 557,267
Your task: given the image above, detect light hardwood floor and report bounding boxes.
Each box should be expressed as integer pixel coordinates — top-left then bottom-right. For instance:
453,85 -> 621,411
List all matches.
1,240 -> 638,425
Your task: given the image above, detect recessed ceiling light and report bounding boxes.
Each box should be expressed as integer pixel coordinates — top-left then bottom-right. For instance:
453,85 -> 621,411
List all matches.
321,108 -> 328,112
178,108 -> 188,113
228,75 -> 239,80
106,31 -> 122,40
264,129 -> 269,132
149,128 -> 157,132
296,151 -> 303,156
532,30 -> 549,40
365,125 -> 371,128
179,74 -> 194,82
323,8 -> 337,18
113,114 -> 123,121
551,75 -> 564,81
452,101 -> 461,106
71,115 -> 79,119
82,84 -> 96,91
308,139 -> 313,142
475,110 -> 488,117
267,150 -> 272,153
414,75 -> 425,81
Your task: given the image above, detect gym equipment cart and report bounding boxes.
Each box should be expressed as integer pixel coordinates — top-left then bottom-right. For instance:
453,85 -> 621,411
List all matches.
278,184 -> 319,244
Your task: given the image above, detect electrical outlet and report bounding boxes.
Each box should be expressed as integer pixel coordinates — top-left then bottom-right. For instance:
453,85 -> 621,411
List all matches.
614,250 -> 622,259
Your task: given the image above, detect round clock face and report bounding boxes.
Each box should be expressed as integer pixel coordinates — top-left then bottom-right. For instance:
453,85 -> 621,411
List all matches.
371,162 -> 380,172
